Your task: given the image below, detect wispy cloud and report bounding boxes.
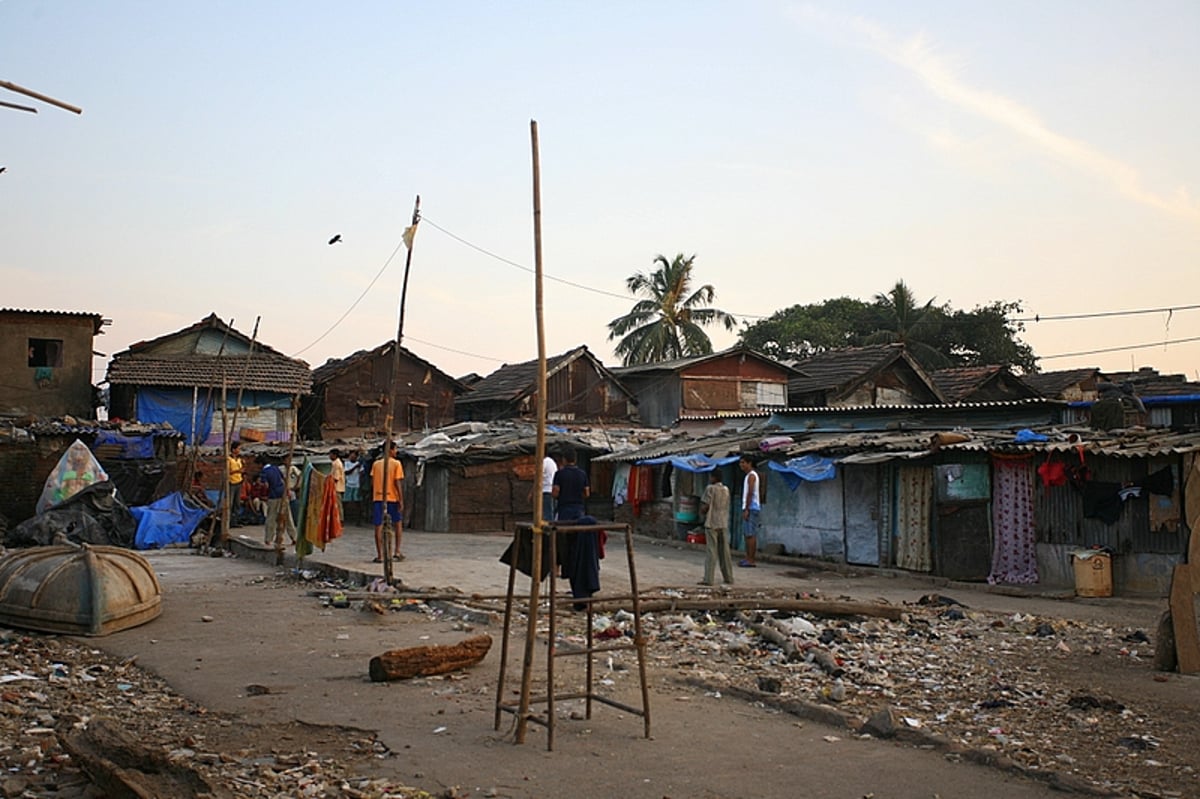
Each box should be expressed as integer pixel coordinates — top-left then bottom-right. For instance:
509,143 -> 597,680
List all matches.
791,5 -> 1200,225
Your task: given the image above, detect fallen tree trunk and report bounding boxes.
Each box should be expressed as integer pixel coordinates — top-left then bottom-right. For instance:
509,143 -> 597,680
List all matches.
368,634 -> 493,682
594,598 -> 904,620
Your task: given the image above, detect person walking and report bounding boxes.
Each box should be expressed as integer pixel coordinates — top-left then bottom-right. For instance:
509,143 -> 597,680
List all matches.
698,469 -> 733,585
738,455 -> 760,567
371,441 -> 405,563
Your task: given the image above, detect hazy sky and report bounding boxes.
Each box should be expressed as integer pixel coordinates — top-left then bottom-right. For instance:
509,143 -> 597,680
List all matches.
5,1 -> 1199,387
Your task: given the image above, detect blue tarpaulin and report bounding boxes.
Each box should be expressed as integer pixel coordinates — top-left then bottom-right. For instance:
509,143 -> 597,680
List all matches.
130,491 -> 210,549
94,430 -> 156,459
136,388 -> 213,446
635,454 -> 741,473
769,455 -> 838,489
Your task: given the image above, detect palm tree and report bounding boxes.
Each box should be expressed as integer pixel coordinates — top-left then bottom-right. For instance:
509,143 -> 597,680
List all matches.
865,280 -> 949,369
606,253 -> 737,366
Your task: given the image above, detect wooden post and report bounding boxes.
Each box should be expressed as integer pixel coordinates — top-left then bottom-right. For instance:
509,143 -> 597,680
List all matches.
380,196 -> 422,585
514,119 -> 548,745
0,80 -> 82,114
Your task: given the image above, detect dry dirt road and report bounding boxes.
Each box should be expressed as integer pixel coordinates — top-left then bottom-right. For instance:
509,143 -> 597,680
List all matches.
62,533 -> 1195,799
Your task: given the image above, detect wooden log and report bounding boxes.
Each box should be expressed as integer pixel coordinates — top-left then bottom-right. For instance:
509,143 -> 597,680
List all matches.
594,597 -> 905,620
58,717 -> 230,799
368,634 -> 493,682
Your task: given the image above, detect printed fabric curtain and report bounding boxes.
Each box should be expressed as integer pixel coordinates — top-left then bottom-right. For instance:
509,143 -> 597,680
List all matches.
895,466 -> 933,572
988,455 -> 1038,584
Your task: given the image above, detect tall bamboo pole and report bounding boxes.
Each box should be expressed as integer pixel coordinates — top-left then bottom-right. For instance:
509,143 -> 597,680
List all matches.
380,196 -> 421,584
515,119 -> 548,744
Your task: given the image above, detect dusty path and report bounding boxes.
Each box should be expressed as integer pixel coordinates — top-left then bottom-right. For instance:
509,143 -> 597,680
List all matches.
79,525 -> 1197,798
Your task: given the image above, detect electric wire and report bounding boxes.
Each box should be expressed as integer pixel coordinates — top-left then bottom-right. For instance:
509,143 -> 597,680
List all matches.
1039,335 -> 1200,361
290,237 -> 407,358
285,213 -> 1198,371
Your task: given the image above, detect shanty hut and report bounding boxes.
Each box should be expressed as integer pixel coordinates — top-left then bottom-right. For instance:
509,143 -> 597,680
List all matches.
303,341 -> 468,440
106,314 -> 311,445
454,346 -> 637,424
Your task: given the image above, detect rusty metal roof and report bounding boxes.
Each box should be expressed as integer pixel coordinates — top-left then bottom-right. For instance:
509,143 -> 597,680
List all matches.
0,308 -> 107,334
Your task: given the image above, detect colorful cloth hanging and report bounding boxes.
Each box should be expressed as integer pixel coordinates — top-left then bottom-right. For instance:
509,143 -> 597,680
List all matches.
895,466 -> 933,572
988,455 -> 1038,584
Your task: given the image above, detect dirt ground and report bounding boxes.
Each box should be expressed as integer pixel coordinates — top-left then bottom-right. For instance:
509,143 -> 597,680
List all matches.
3,531 -> 1199,798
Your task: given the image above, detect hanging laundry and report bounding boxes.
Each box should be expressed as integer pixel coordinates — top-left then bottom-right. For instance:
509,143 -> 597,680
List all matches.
1138,466 -> 1174,496
1118,485 -> 1143,501
1082,481 -> 1123,524
988,456 -> 1038,585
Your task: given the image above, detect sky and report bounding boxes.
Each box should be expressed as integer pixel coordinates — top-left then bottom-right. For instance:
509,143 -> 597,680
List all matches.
4,1 -> 1199,389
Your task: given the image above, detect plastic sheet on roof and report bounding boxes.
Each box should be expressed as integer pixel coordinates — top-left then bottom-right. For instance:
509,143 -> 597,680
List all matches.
768,455 -> 837,489
636,454 -> 741,473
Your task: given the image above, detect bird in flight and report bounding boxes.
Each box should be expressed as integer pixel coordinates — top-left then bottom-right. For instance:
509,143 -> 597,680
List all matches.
328,234 -> 342,245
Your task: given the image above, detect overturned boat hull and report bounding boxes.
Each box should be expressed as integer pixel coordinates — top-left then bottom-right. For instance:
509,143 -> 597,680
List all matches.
0,544 -> 162,636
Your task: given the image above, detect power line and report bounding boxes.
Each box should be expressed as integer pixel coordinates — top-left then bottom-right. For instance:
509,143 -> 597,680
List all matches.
291,237 -> 407,357
1040,335 -> 1200,360
422,216 -> 768,320
1015,303 -> 1200,323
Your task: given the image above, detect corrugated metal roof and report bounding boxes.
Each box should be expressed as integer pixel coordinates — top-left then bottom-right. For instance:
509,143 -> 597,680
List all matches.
1,308 -> 107,333
27,420 -> 185,439
597,422 -> 1200,464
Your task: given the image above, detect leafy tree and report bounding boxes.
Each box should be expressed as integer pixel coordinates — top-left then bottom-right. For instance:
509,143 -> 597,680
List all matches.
739,297 -> 873,359
738,282 -> 1036,372
933,300 -> 1038,373
607,253 -> 737,366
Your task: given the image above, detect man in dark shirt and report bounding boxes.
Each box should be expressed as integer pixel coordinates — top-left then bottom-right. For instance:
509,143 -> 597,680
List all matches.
551,449 -> 589,521
259,457 -> 296,546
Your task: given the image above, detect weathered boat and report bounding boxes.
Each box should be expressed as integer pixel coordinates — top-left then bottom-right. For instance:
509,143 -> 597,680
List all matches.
0,543 -> 162,636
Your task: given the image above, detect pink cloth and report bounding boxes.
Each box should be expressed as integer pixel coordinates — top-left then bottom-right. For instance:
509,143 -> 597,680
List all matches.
988,456 -> 1038,584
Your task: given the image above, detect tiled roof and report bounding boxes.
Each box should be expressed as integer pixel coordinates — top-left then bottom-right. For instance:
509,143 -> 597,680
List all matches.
456,346 -> 591,406
312,341 -> 466,391
1,308 -> 107,333
786,344 -> 906,394
930,366 -> 1017,402
1024,367 -> 1100,398
106,355 -> 312,394
456,345 -> 636,410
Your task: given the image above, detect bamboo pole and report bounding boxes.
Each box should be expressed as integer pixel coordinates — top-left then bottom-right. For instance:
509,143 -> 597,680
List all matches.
0,80 -> 82,114
514,119 -> 547,745
228,316 -> 261,446
380,196 -> 422,584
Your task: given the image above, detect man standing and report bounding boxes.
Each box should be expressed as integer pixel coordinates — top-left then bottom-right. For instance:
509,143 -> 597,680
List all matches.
343,451 -> 362,523
371,441 -> 405,563
698,469 -> 733,585
552,449 -> 589,521
738,455 -> 760,567
329,449 -> 346,522
531,450 -> 558,522
226,441 -> 245,528
259,457 -> 296,547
